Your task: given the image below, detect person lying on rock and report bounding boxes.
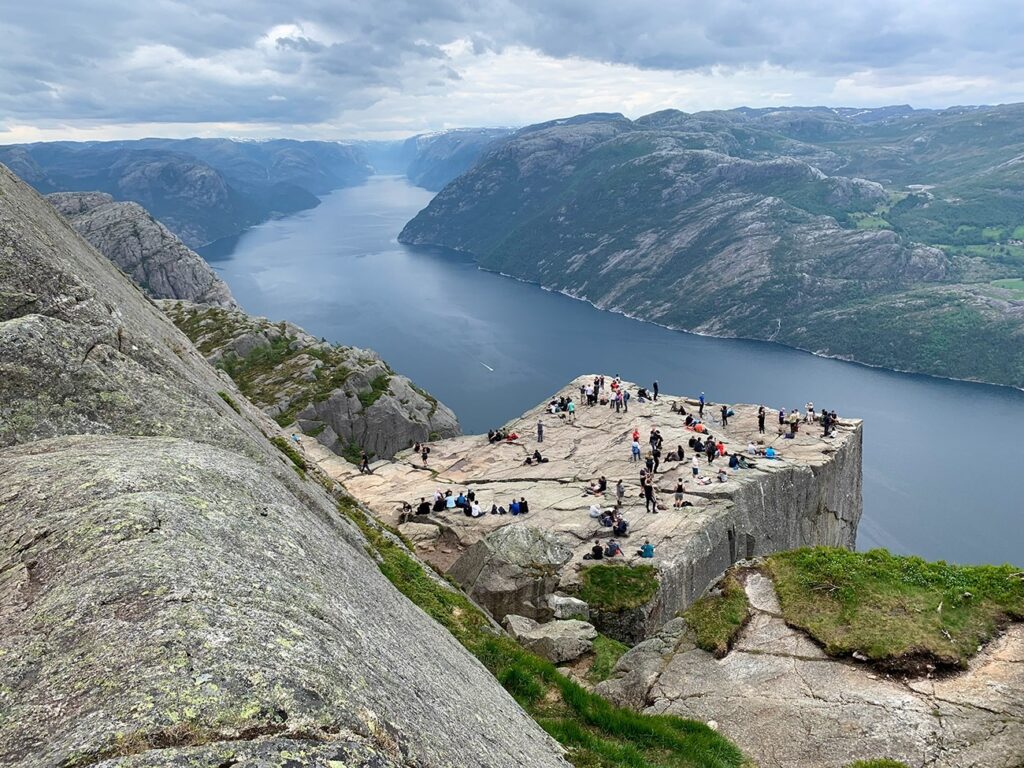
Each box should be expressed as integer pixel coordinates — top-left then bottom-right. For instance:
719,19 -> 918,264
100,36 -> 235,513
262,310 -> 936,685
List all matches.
716,468 -> 729,483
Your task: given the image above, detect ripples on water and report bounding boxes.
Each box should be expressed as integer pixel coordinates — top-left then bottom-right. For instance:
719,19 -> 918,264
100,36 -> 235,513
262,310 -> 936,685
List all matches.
201,176 -> 1024,566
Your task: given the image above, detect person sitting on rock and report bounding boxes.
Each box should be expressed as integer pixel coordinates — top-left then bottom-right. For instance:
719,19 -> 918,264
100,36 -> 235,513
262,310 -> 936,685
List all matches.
728,453 -> 740,470
604,539 -> 624,557
416,497 -> 431,516
599,511 -> 614,527
444,491 -> 456,510
590,542 -> 604,560
613,517 -> 629,537
455,492 -> 468,510
589,503 -> 602,518
716,468 -> 729,483
519,497 -> 530,514
470,501 -> 483,518
637,540 -> 655,558
716,440 -> 726,457
765,446 -> 777,459
509,499 -> 521,515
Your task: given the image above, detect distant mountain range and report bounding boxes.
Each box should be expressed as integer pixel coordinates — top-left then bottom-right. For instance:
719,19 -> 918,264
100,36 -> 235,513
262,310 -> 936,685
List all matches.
400,104 -> 1024,388
0,129 -> 510,247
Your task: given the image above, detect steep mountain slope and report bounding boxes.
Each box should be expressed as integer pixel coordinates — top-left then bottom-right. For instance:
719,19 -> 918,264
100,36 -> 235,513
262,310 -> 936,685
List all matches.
48,191 -> 237,308
162,300 -> 461,458
0,162 -> 568,767
403,128 -> 515,190
400,110 -> 1024,387
0,138 -> 372,246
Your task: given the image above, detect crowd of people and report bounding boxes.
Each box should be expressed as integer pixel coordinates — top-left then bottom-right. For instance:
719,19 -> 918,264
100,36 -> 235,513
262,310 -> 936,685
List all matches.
397,377 -> 842,567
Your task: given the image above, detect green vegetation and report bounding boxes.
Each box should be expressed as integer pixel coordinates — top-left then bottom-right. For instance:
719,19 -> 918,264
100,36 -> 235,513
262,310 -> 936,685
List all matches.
357,373 -> 392,409
682,575 -> 750,657
216,390 -> 240,414
993,277 -> 1024,298
580,565 -> 660,612
767,548 -> 1024,670
340,499 -> 745,768
587,634 -> 630,684
270,436 -> 308,478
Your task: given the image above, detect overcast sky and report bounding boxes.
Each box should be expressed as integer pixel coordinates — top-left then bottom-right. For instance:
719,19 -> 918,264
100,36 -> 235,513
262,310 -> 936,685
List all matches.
3,0 -> 1023,142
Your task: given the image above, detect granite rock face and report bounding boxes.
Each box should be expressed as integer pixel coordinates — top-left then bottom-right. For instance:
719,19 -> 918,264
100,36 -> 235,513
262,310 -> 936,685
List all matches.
0,162 -> 568,768
598,572 -> 1024,768
161,300 -> 461,458
48,191 -> 237,308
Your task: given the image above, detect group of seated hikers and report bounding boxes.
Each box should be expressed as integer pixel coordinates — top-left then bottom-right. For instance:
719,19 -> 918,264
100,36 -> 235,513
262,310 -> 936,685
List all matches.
584,537 -> 655,560
419,488 -> 532,519
588,504 -> 630,536
487,428 -> 519,443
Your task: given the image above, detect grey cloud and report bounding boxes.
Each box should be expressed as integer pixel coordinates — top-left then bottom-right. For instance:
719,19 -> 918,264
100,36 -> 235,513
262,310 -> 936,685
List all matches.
2,0 -> 1023,129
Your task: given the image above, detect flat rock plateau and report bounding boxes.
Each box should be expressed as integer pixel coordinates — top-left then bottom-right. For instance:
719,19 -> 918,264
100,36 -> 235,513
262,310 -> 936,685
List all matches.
313,376 -> 863,640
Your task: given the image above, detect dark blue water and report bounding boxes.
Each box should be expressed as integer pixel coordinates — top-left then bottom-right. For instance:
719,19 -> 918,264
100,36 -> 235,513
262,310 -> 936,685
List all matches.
203,175 -> 1024,567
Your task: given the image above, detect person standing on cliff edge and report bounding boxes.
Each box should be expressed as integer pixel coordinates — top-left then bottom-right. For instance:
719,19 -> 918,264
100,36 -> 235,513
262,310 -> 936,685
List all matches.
699,392 -> 705,418
653,380 -> 659,401
758,405 -> 766,434
537,419 -> 544,443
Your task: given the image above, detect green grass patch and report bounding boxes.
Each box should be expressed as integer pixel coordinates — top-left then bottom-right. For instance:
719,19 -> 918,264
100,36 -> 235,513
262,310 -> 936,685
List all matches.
357,373 -> 392,409
587,634 -> 629,684
992,277 -> 1024,298
683,575 -> 750,658
850,213 -> 892,231
768,548 -> 1024,671
339,499 -> 744,768
269,436 -> 308,476
580,565 -> 660,612
216,390 -> 240,414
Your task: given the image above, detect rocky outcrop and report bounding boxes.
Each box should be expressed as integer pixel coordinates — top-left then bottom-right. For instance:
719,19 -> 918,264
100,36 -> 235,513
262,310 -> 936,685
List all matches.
48,191 -> 237,308
330,376 -> 863,643
448,525 -> 573,622
0,162 -> 568,767
161,300 -> 460,458
598,571 -> 1024,768
503,615 -> 598,663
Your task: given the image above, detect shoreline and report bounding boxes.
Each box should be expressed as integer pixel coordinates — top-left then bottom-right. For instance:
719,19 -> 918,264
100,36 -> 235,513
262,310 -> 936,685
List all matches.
464,263 -> 1024,396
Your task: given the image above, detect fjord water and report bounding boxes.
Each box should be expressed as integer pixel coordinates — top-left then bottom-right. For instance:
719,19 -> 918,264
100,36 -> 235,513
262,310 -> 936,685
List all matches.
204,175 -> 1024,566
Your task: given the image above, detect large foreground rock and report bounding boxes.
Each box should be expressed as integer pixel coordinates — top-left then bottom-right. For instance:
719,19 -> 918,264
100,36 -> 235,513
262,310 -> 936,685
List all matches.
598,572 -> 1024,768
449,525 -> 574,622
503,615 -> 598,663
162,300 -> 461,458
0,162 -> 568,767
48,191 -> 237,308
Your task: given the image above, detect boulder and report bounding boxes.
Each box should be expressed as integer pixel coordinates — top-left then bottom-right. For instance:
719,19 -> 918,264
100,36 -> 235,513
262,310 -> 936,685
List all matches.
448,525 -> 573,622
503,616 -> 599,663
549,594 -> 590,621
